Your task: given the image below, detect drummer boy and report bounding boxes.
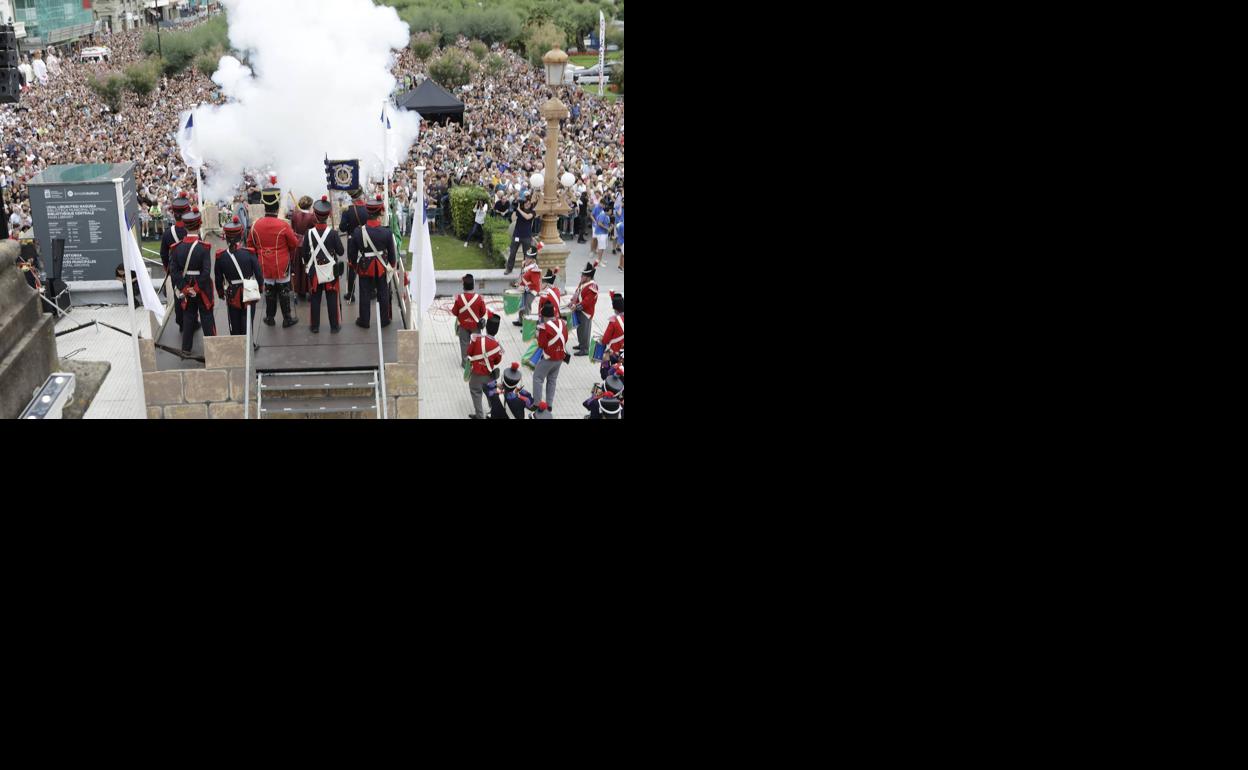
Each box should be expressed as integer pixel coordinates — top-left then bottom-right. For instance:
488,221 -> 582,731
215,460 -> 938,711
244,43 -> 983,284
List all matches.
512,245 -> 542,327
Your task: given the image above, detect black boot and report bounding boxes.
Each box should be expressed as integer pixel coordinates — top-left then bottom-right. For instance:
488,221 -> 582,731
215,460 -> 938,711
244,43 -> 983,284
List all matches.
280,291 -> 297,327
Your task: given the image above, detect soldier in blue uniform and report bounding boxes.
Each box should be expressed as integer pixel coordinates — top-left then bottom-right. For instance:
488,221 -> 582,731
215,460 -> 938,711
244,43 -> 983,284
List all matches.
348,196 -> 397,329
498,362 -> 536,420
583,369 -> 625,419
337,187 -> 369,303
299,196 -> 346,333
168,208 -> 216,353
160,192 -> 191,331
483,378 -> 510,419
214,216 -> 263,336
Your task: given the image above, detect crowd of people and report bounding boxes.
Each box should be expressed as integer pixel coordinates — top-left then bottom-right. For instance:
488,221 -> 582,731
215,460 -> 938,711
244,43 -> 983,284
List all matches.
2,22 -> 623,252
2,27 -> 225,240
3,18 -> 625,420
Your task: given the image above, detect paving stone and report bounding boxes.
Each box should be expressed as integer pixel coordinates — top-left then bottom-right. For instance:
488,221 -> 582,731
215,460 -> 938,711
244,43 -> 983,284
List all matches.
396,396 -> 419,419
209,402 -> 244,420
143,370 -> 184,406
165,403 -> 208,419
398,329 -> 420,363
184,369 -> 229,403
147,406 -> 162,420
139,338 -> 157,373
204,335 -> 247,369
385,363 -> 419,395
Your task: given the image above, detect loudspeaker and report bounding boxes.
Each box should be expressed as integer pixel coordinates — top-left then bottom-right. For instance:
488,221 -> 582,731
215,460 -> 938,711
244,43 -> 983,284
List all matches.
1,49 -> 17,68
0,29 -> 15,50
51,238 -> 65,282
0,68 -> 20,103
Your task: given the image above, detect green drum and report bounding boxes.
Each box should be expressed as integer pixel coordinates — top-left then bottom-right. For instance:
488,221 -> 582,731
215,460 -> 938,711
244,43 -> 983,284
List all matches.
503,289 -> 522,316
521,341 -> 540,370
522,313 -> 538,341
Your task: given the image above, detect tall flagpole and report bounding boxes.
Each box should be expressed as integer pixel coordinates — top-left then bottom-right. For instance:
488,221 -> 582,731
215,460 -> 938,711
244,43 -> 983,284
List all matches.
413,165 -> 425,331
599,11 -> 606,97
115,178 -> 147,415
382,102 -> 390,226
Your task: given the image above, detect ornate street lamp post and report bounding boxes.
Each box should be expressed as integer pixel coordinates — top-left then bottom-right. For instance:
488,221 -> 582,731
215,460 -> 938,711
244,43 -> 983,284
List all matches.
532,47 -> 571,273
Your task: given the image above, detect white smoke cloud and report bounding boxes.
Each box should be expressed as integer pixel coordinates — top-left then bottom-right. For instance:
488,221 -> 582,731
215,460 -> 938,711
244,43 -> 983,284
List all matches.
180,0 -> 421,203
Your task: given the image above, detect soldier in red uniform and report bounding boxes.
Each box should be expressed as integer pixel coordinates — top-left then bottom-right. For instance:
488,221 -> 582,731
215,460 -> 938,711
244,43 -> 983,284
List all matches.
213,216 -> 263,336
600,292 -> 624,357
451,274 -> 487,362
571,260 -> 600,356
348,196 -> 397,329
532,301 -> 569,410
287,195 -> 318,304
247,182 -> 303,328
512,246 -> 543,327
298,196 -> 346,334
168,208 -> 216,353
466,314 -> 504,419
537,268 -> 562,320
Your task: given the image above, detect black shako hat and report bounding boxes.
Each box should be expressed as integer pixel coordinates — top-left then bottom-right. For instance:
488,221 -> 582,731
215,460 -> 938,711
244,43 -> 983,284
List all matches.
313,195 -> 332,218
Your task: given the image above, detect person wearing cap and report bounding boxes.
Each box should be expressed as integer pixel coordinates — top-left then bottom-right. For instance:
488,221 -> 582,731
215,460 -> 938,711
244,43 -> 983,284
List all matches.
598,393 -> 622,420
532,301 -> 569,410
168,208 -> 217,353
465,313 -> 504,419
600,292 -> 624,357
348,195 -> 397,329
537,268 -> 562,321
213,216 -> 263,336
532,401 -> 554,420
483,377 -> 511,419
451,274 -> 487,361
247,180 -> 303,328
337,188 -> 369,303
571,260 -> 600,356
161,191 -> 192,331
299,196 -> 346,334
512,245 -> 542,328
492,362 -> 536,419
287,195 -> 318,304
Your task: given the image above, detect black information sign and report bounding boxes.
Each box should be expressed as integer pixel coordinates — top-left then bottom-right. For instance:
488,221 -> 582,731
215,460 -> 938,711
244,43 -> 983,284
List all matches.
27,163 -> 138,284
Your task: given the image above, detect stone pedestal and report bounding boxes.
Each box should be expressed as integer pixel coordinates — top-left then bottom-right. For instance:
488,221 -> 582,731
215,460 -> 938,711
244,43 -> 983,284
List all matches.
536,240 -> 570,274
0,240 -> 59,418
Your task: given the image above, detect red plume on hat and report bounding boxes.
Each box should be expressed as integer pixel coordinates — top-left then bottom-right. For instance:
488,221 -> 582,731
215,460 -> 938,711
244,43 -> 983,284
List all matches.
510,363 -> 519,371
270,174 -> 277,185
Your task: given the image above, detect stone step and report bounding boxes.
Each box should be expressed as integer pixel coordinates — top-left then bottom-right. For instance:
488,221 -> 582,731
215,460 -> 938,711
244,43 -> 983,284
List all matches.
259,397 -> 377,416
260,372 -> 377,392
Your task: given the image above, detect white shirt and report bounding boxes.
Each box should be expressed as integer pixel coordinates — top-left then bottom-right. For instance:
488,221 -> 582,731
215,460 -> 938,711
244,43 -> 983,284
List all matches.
32,59 -> 47,85
474,206 -> 487,224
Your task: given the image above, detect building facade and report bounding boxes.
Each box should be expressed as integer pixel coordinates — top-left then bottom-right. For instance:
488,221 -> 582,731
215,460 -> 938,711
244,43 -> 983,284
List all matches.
92,0 -> 148,34
13,0 -> 98,49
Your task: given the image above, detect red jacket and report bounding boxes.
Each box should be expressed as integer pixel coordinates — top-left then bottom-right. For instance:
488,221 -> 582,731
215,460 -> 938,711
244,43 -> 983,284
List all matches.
521,263 -> 542,293
466,334 -> 503,376
537,317 -> 568,361
601,313 -> 624,354
572,279 -> 598,318
248,215 -> 303,281
537,285 -> 561,319
452,292 -> 487,331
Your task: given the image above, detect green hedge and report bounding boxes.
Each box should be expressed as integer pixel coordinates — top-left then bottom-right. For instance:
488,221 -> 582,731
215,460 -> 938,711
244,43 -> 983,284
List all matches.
484,216 -> 511,266
450,185 -> 491,240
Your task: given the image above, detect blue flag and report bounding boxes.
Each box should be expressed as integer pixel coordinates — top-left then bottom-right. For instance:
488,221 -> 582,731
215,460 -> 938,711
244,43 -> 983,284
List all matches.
324,159 -> 361,191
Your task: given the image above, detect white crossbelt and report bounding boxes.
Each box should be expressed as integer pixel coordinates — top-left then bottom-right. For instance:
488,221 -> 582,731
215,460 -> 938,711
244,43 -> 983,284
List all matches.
542,319 -> 567,359
458,293 -> 481,325
467,335 -> 500,366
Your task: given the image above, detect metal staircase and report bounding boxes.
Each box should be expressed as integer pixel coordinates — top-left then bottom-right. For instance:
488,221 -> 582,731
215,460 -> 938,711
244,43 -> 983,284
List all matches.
256,370 -> 380,419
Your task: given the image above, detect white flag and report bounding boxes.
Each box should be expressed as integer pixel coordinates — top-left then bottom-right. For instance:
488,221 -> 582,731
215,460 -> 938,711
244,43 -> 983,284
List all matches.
408,201 -> 436,318
179,111 -> 203,170
118,194 -> 166,325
